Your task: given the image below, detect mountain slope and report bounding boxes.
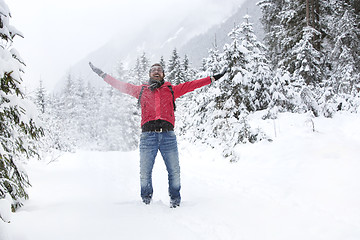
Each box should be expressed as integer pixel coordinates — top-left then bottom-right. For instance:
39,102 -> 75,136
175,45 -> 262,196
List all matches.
179,0 -> 264,67
53,0 -> 253,91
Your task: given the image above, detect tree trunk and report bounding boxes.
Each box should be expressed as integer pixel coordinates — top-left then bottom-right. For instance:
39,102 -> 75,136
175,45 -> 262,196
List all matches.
306,0 -> 310,26
311,0 -> 315,27
314,0 -> 321,50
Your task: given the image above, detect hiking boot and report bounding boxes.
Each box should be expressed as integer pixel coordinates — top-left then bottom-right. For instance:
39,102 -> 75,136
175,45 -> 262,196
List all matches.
170,199 -> 180,208
142,197 -> 152,205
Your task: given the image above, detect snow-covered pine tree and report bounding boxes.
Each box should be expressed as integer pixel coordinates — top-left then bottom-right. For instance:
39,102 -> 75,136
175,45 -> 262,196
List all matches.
239,14 -> 272,112
209,17 -> 273,159
32,81 -> 72,158
257,0 -> 285,67
182,54 -> 190,82
98,84 -> 139,151
183,21 -> 252,158
258,0 -> 326,116
203,35 -> 222,75
179,16 -> 273,161
167,48 -> 184,85
257,0 -> 296,115
181,54 -> 197,83
113,60 -> 126,82
114,61 -> 140,151
278,1 -> 324,86
200,58 -> 207,72
35,79 -> 46,114
95,60 -> 140,151
177,37 -> 222,143
55,74 -> 78,148
75,76 -> 97,148
265,67 -> 297,117
327,0 -> 360,112
44,59 -> 141,152
219,22 -> 248,118
81,81 -> 101,148
98,86 -> 119,150
290,24 -> 323,117
175,55 -> 197,134
159,56 -> 166,70
50,75 -> 90,150
0,1 -> 43,213
134,52 -> 150,84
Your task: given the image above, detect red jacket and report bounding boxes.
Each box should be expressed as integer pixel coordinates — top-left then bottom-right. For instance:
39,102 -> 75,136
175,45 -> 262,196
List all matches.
103,75 -> 212,126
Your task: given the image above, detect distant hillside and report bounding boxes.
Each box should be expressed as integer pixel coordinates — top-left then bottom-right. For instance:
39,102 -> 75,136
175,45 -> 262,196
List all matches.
53,0 -> 262,92
178,0 -> 264,68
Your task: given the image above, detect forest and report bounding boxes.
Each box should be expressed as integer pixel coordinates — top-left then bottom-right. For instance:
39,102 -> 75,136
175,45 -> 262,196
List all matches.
1,0 -> 359,214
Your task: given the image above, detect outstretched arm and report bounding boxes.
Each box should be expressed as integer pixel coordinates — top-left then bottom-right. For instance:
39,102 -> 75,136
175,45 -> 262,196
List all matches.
173,77 -> 211,99
89,62 -> 141,98
173,67 -> 228,99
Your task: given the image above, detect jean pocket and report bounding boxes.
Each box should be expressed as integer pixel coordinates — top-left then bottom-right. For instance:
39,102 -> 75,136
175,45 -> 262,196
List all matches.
140,132 -> 153,140
166,131 -> 176,137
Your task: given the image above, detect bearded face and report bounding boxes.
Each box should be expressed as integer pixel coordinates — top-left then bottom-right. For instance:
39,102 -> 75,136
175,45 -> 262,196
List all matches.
149,65 -> 165,81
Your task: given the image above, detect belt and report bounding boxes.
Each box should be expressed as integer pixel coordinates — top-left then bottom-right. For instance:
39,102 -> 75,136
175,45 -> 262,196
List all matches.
152,127 -> 171,133
142,120 -> 174,132
142,126 -> 174,133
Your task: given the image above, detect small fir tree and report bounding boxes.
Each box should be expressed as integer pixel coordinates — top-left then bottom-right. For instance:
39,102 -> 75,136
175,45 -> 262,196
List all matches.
167,48 -> 184,85
0,0 -> 43,213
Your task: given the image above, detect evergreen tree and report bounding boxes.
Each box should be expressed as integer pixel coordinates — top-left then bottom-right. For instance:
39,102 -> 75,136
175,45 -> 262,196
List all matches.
258,0 -> 325,85
258,0 -> 334,116
328,1 -> 360,111
257,0 -> 285,67
239,14 -> 272,111
203,36 -> 222,75
42,61 -> 141,152
181,23 -> 243,147
0,1 -> 43,213
35,79 -> 46,114
159,56 -> 166,70
167,48 -> 184,85
310,0 -> 360,116
224,23 -> 248,80
114,60 -> 126,81
56,74 -> 78,147
177,43 -> 221,143
74,76 -> 91,148
180,18 -> 272,161
265,68 -> 296,116
82,81 -> 101,148
200,58 -> 207,72
96,85 -> 139,151
134,52 -> 149,84
182,54 -> 197,83
218,21 -> 248,118
33,84 -> 72,158
291,26 -> 323,86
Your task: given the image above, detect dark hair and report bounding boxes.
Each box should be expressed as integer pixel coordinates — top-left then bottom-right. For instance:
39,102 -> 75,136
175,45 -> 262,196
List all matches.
151,63 -> 163,68
149,63 -> 164,73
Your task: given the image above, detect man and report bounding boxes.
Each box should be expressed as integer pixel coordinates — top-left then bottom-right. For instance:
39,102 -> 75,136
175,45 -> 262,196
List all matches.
89,62 -> 226,208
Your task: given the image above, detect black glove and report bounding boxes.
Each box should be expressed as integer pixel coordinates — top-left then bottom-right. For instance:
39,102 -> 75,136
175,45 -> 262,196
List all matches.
89,62 -> 106,78
213,66 -> 228,81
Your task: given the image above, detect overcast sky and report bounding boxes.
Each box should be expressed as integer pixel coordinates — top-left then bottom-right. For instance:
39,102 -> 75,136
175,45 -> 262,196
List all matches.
8,0 -> 242,92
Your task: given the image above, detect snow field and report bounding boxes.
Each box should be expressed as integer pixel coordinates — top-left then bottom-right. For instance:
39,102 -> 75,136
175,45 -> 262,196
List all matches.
2,112 -> 360,240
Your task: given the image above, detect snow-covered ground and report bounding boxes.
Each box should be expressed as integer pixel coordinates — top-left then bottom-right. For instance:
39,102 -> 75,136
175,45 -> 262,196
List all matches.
1,112 -> 360,240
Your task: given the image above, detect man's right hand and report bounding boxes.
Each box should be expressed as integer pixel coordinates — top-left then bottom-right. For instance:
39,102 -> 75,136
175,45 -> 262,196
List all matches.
89,62 -> 106,78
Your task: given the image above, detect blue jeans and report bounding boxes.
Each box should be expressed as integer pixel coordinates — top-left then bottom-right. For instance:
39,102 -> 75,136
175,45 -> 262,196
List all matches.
139,131 -> 181,203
